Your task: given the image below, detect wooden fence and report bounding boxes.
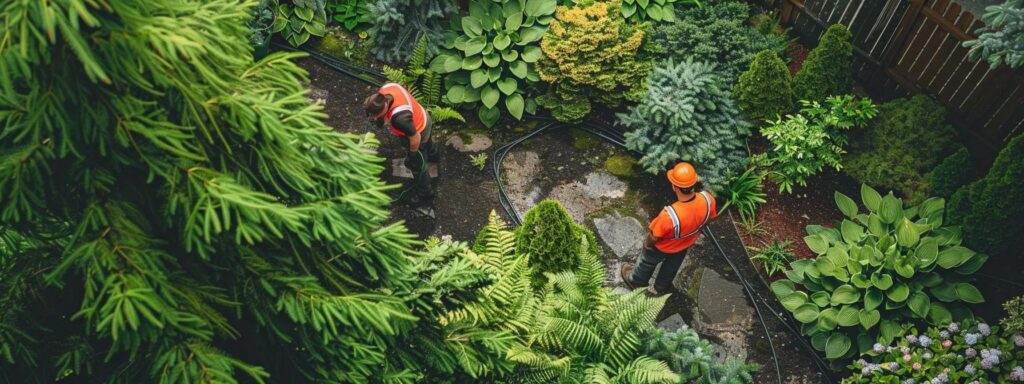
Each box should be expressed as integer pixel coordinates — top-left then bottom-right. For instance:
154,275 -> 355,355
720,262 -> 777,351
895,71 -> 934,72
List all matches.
778,0 -> 1024,161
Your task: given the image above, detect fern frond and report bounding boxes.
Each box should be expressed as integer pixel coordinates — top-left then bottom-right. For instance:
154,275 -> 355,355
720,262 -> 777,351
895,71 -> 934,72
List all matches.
427,106 -> 465,124
610,356 -> 679,384
408,35 -> 429,75
423,70 -> 442,105
382,65 -> 406,85
537,318 -> 604,357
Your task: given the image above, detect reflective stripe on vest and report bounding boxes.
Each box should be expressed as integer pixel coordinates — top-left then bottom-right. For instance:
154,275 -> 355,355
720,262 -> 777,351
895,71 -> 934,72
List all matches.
379,83 -> 427,136
663,191 -> 712,240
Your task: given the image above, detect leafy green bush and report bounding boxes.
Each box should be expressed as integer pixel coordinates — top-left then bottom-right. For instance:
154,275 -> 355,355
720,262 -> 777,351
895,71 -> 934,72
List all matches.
383,36 -> 465,123
753,95 -> 877,194
365,0 -> 457,63
964,0 -> 1024,69
947,134 -> 1024,257
922,147 -> 971,201
249,0 -> 278,46
643,327 -> 758,384
734,49 -> 794,124
509,238 -> 678,383
274,0 -> 329,47
723,167 -> 767,221
619,0 -> 698,23
536,0 -> 654,122
792,24 -> 853,101
621,59 -> 750,193
845,95 -> 959,202
771,184 -> 988,360
430,0 -> 554,127
651,1 -> 788,82
332,0 -> 371,31
750,240 -> 795,278
843,322 -> 1024,383
515,200 -> 597,288
1003,296 -> 1024,335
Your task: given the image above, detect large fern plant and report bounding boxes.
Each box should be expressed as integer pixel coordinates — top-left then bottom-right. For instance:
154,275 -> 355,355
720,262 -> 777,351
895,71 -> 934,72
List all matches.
382,36 -> 465,124
508,234 -> 679,384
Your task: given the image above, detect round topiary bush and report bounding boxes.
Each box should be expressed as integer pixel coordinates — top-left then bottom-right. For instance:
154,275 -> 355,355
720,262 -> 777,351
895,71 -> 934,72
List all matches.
792,24 -> 853,102
734,49 -> 794,124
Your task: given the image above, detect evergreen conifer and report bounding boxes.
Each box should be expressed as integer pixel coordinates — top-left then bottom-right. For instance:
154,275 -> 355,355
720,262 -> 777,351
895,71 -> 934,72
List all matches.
792,24 -> 853,102
734,50 -> 794,123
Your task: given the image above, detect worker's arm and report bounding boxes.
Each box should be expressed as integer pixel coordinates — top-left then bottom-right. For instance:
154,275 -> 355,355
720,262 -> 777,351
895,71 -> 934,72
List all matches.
408,132 -> 421,153
644,231 -> 661,250
391,111 -> 420,152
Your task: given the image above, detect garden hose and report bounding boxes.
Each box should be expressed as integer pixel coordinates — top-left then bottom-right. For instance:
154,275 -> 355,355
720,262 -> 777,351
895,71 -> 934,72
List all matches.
289,44 -> 841,383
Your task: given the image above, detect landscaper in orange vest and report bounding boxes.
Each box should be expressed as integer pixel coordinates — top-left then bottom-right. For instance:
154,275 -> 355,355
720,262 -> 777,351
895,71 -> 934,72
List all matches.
621,162 -> 717,295
364,83 -> 440,218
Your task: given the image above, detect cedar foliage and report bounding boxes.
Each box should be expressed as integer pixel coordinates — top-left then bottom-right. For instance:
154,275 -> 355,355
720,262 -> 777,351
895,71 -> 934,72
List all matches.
792,24 -> 853,102
620,60 -> 751,193
365,0 -> 457,63
947,134 -> 1024,258
514,200 -> 598,288
0,2 -> 501,382
844,95 -> 959,202
734,49 -> 794,124
642,327 -> 757,383
536,0 -> 654,122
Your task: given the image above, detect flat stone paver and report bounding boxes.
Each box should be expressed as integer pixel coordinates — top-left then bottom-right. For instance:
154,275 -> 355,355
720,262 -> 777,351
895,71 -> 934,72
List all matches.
581,171 -> 626,199
391,159 -> 439,178
696,269 -> 754,332
501,151 -> 542,218
446,133 -> 493,152
593,212 -> 645,259
657,313 -> 687,332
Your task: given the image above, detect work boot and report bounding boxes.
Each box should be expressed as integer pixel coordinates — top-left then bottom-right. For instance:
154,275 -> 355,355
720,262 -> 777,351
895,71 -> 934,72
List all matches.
620,263 -> 638,290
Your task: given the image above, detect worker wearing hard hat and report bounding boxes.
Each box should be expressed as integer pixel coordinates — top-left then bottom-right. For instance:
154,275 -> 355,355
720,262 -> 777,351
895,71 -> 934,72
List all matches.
621,162 -> 717,295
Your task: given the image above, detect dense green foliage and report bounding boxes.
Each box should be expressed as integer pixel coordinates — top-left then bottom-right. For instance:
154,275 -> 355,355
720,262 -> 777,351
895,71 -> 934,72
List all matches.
643,327 -> 757,384
332,0 -> 372,31
922,147 -> 972,201
947,134 -> 1024,258
515,200 -> 598,289
793,24 -> 854,102
621,60 -> 751,193
618,0 -> 698,23
365,0 -> 457,63
754,95 -> 878,194
734,50 -> 794,123
772,185 -> 987,360
384,36 -> 465,123
431,0 -> 554,127
843,322 -> 1024,383
317,27 -> 374,66
1003,296 -> 1024,335
964,0 -> 1024,68
651,1 -> 789,82
723,167 -> 767,222
249,0 -> 279,46
274,0 -> 329,46
536,0 -> 654,122
845,95 -> 960,202
750,240 -> 795,278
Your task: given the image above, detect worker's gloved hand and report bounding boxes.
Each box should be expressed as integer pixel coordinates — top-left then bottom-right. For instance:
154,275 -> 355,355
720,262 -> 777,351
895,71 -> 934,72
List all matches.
404,151 -> 426,173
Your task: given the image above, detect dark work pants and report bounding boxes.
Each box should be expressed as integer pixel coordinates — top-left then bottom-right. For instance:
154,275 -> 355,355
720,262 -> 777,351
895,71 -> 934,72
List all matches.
400,114 -> 437,205
629,247 -> 688,290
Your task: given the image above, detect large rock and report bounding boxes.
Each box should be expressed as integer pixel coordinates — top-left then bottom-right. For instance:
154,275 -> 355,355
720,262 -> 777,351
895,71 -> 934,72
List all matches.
446,133 -> 493,152
657,313 -> 688,332
695,269 -> 754,333
546,171 -> 627,222
581,171 -> 626,199
593,213 -> 645,259
501,151 -> 542,217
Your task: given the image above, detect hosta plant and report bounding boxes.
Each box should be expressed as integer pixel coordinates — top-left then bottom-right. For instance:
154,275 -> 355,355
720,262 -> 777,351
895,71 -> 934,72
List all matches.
618,0 -> 699,23
332,0 -> 371,31
274,0 -> 329,47
842,322 -> 1024,383
430,0 -> 555,127
771,184 -> 988,360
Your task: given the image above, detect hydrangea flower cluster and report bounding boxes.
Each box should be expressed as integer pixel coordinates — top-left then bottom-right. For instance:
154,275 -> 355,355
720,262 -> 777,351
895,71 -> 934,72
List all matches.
845,322 -> 1024,383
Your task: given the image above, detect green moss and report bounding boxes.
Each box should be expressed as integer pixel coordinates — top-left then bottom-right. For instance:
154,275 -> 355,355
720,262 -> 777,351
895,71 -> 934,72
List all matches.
687,267 -> 705,301
316,28 -> 372,67
604,154 -> 636,177
572,129 -> 600,151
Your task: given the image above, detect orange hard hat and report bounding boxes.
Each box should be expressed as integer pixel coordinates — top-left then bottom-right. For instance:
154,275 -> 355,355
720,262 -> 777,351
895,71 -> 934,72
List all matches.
667,162 -> 699,188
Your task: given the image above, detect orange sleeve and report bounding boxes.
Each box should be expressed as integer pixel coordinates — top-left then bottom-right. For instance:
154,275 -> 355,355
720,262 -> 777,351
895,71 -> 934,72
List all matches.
649,211 -> 670,238
708,194 -> 718,219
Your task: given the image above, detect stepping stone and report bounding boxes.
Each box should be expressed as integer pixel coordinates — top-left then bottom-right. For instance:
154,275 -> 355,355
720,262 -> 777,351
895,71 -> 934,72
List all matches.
546,171 -> 626,222
391,158 -> 439,179
695,269 -> 754,333
581,171 -> 626,199
593,213 -> 645,259
446,133 -> 493,152
657,313 -> 687,332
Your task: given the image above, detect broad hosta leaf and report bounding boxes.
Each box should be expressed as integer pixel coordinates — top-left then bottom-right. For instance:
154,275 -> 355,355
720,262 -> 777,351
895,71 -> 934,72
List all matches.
771,280 -> 796,298
446,85 -> 467,103
830,284 -> 860,306
886,283 -> 909,302
819,308 -> 838,330
496,78 -> 517,95
509,60 -> 528,78
837,306 -> 860,327
908,291 -> 930,318
505,12 -> 523,31
782,292 -> 809,311
955,253 -> 988,275
804,235 -> 829,255
896,218 -> 920,248
936,246 -> 975,269
879,194 -> 904,224
928,302 -> 952,325
647,3 -> 664,21
521,46 -> 543,63
871,273 -> 893,290
501,49 -> 519,62
483,52 -> 501,67
953,283 -> 984,303
864,289 -> 883,311
478,106 -> 500,128
488,67 -> 503,82
816,257 -> 836,276
505,93 -> 524,119
524,0 -> 556,17
517,26 -> 545,45
621,2 -> 637,17
811,333 -> 828,351
462,55 -> 483,70
930,283 -> 958,302
464,36 -> 487,56
493,33 -> 511,50
827,247 -> 849,268
879,320 -> 901,345
470,70 -> 488,88
825,333 -> 852,359
916,238 -> 939,267
851,273 -> 871,288
811,291 -> 830,307
867,215 -> 885,236
859,309 -> 880,329
835,191 -> 858,218
463,17 -> 483,37
894,261 -> 915,279
841,220 -> 864,243
481,85 -> 500,108
794,304 -> 820,323
861,184 -> 882,212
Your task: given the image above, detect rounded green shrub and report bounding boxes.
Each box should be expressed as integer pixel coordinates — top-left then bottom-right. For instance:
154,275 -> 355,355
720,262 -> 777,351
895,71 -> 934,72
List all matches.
734,49 -> 794,124
793,24 -> 853,102
947,134 -> 1024,258
844,95 -> 959,201
922,147 -> 971,200
515,200 -> 594,287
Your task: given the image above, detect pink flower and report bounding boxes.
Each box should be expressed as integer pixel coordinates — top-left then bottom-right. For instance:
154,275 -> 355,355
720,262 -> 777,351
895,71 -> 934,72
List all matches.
913,363 -> 922,370
903,354 -> 912,362
943,339 -> 953,348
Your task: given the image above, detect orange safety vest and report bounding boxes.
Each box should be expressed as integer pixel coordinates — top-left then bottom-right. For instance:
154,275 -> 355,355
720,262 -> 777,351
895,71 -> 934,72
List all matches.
378,83 -> 427,137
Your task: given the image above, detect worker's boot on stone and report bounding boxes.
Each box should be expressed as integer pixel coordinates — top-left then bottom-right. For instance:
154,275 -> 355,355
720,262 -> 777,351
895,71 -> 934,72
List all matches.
620,263 -> 638,290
